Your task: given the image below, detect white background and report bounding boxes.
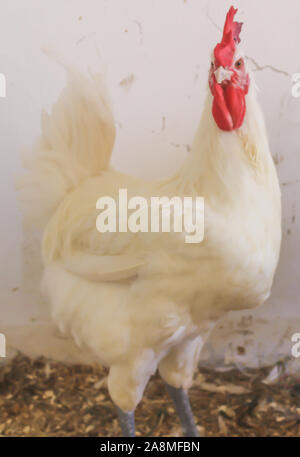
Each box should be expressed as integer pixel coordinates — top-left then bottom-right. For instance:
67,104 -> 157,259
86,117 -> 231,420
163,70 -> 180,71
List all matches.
0,0 -> 299,363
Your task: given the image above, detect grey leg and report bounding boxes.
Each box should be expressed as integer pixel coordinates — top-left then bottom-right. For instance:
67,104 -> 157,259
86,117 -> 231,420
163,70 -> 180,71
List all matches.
165,383 -> 199,437
116,406 -> 135,437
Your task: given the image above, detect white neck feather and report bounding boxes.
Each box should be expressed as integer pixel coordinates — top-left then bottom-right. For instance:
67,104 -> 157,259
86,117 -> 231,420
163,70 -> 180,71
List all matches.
174,81 -> 277,203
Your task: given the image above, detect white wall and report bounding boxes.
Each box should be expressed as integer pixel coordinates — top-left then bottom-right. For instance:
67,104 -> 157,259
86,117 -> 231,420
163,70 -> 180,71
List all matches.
0,0 -> 299,364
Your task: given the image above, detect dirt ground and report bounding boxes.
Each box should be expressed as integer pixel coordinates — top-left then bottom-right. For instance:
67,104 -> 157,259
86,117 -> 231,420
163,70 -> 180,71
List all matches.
0,354 -> 300,437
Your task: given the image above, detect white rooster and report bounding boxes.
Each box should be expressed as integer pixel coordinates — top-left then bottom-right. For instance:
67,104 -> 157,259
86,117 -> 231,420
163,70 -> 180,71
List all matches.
18,6 -> 281,436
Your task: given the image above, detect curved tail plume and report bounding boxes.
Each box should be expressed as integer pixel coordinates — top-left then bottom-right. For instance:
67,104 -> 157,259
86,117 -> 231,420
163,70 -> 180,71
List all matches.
17,63 -> 115,229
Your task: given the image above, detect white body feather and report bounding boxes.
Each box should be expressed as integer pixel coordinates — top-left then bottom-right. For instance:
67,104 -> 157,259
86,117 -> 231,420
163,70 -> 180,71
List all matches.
18,66 -> 281,411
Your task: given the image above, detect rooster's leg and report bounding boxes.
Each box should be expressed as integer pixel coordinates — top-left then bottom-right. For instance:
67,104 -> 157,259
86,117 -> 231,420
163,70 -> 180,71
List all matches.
116,407 -> 135,437
165,383 -> 199,437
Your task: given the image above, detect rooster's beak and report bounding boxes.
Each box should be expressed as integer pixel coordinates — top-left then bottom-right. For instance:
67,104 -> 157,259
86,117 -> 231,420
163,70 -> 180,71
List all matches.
214,66 -> 233,84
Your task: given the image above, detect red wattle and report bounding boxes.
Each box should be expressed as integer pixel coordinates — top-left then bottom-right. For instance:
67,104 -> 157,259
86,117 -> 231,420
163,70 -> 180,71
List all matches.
212,82 -> 246,132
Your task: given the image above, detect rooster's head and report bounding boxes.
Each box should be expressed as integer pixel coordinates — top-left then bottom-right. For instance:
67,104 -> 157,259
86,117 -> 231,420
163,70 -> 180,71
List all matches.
209,6 -> 250,132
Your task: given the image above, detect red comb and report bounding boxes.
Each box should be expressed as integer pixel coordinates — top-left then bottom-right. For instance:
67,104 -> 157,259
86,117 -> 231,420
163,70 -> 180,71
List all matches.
214,6 -> 243,68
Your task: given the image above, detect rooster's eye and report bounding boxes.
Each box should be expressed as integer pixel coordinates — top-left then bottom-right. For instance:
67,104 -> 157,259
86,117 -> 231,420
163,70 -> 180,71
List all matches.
235,59 -> 243,69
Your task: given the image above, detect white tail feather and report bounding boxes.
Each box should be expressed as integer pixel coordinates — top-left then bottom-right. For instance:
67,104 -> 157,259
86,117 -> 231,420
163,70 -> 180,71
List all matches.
17,67 -> 115,229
